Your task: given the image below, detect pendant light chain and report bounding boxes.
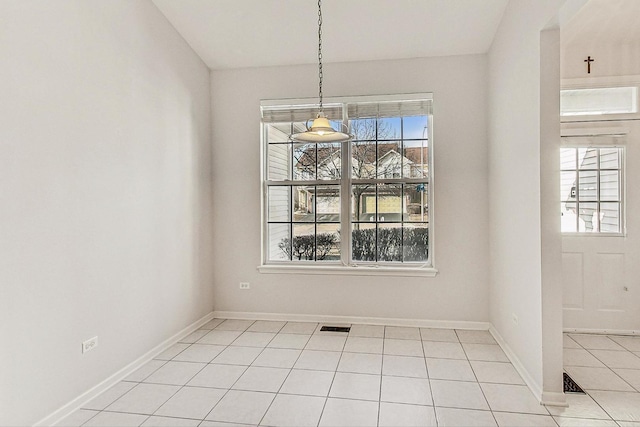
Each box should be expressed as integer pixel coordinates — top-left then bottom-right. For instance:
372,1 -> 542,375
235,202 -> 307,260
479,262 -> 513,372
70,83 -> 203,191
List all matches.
317,0 -> 323,114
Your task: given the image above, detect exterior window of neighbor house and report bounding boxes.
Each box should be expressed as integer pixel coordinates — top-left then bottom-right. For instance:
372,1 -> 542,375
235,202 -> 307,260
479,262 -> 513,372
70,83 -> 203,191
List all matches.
560,145 -> 624,234
261,95 -> 433,267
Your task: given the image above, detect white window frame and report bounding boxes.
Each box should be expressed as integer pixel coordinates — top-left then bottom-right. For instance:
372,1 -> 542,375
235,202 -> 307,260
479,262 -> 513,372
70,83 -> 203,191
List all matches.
561,75 -> 640,122
259,94 -> 437,277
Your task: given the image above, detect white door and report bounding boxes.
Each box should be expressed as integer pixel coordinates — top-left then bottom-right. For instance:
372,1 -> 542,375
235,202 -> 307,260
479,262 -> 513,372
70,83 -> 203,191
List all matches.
561,120 -> 640,332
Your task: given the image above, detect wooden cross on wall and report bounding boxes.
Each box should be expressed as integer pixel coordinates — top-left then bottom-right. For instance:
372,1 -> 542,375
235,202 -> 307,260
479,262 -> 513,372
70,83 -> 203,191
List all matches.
584,56 -> 595,74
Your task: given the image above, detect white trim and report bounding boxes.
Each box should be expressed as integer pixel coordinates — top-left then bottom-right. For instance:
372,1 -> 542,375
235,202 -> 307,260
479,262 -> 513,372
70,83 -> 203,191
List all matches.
37,312 -> 215,427
489,326 -> 567,407
563,327 -> 640,336
561,127 -> 630,137
257,264 -> 438,277
212,311 -> 488,330
260,92 -> 434,108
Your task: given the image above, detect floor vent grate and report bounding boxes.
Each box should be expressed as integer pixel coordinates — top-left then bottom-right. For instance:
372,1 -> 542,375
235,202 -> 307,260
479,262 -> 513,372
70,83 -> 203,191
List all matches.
563,372 -> 586,394
320,326 -> 351,333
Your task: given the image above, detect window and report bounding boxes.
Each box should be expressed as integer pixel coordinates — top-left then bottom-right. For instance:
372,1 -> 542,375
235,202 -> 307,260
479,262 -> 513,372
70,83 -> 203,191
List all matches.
560,144 -> 624,234
262,95 -> 433,268
561,87 -> 638,116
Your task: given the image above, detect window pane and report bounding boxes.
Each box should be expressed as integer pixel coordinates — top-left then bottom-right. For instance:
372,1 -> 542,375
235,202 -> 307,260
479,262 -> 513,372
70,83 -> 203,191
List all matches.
293,185 -> 314,222
316,143 -> 341,179
560,148 -> 576,170
403,223 -> 428,262
378,117 -> 401,140
292,224 -> 315,261
600,148 -> 620,169
378,142 -> 402,179
579,202 -> 598,232
378,223 -> 402,262
294,143 -> 316,180
268,144 -> 291,181
600,202 -> 621,233
578,171 -> 597,201
352,223 -> 376,261
268,223 -> 291,261
403,143 -> 428,178
562,202 -> 578,232
352,184 -> 376,221
266,123 -> 291,143
268,186 -> 290,222
561,171 -> 576,201
404,183 -> 428,222
350,118 -> 377,141
600,170 -> 619,201
317,223 -> 340,261
352,141 -> 377,179
377,184 -> 402,222
316,186 -> 340,222
578,148 -> 598,169
403,116 -> 428,140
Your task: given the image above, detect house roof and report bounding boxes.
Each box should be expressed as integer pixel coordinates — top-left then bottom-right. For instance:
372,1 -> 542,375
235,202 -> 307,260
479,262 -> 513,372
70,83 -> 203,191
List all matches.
295,143 -> 428,168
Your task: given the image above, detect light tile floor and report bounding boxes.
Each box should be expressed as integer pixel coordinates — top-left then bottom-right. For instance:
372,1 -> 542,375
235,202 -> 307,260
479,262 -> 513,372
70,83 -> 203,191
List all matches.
56,321 -> 640,426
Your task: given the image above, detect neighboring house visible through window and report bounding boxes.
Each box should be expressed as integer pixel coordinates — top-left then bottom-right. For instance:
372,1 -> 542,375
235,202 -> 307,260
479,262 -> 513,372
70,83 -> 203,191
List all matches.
262,95 -> 433,268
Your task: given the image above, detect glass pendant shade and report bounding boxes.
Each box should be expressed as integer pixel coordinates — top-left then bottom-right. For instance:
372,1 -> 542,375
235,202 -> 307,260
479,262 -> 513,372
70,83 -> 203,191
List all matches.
290,114 -> 351,143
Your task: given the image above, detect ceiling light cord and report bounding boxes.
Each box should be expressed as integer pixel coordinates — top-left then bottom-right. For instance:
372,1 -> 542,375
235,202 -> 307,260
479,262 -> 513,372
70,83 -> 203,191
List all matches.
317,0 -> 323,115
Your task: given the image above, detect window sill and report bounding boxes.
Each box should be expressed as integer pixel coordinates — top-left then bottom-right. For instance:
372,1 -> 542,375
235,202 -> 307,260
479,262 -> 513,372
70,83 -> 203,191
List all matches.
257,264 -> 438,278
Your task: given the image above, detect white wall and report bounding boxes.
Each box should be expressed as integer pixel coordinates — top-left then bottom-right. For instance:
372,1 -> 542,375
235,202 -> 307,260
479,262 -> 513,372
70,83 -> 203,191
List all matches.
0,1 -> 213,424
488,0 -> 567,403
210,55 -> 490,322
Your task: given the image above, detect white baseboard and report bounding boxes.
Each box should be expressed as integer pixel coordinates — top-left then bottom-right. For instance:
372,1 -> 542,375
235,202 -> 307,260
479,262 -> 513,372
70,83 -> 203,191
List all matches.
489,326 -> 567,407
35,311 -> 214,427
564,327 -> 640,336
212,310 -> 491,331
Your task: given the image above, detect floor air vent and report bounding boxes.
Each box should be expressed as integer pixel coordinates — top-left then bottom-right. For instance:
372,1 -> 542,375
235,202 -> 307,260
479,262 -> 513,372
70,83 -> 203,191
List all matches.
563,372 -> 585,394
320,326 -> 351,333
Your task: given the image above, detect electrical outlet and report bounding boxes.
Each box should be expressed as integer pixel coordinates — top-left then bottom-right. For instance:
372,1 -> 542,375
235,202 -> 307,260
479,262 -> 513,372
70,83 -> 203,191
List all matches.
512,313 -> 519,325
239,282 -> 250,290
82,336 -> 98,354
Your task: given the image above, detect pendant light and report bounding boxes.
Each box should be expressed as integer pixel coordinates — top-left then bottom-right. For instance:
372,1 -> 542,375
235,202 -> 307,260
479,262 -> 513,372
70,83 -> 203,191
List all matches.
290,0 -> 351,143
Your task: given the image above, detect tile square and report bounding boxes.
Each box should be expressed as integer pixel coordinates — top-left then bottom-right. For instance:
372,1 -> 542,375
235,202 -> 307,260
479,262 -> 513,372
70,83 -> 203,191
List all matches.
613,368 -> 640,391
435,407 -> 497,427
420,328 -> 459,343
173,344 -> 225,363
205,390 -> 275,424
200,318 -> 225,330
231,332 -> 276,348
232,366 -> 290,392
212,346 -> 263,365
565,366 -> 635,391
589,390 -> 640,422
338,352 -> 383,375
82,382 -> 136,410
569,334 -> 626,350
252,348 -> 301,368
553,418 -> 618,427
349,324 -> 385,338
382,355 -> 427,378
83,411 -> 148,427
563,348 -> 606,367
343,336 -> 384,354
493,412 -> 557,427
319,398 -> 378,427
280,322 -> 318,334
305,335 -> 346,351
422,341 -> 466,359
261,394 -> 325,427
456,330 -> 496,344
547,393 -> 612,419
329,372 -> 381,401
155,343 -> 189,360
430,379 -> 489,410
564,334 -> 582,349
198,330 -> 243,345
141,416 -> 200,426
106,383 -> 180,415
294,350 -> 341,371
215,319 -> 254,331
590,350 -> 640,369
143,361 -> 206,386
470,360 -> 524,385
200,423 -> 254,427
124,360 -> 166,382
187,364 -> 246,388
247,320 -> 286,333
179,330 -> 210,344
384,338 -> 424,356
154,386 -> 226,419
462,343 -> 509,362
480,383 -> 548,415
426,357 -> 475,381
56,409 -> 99,427
380,375 -> 431,405
267,333 -> 311,350
610,336 -> 640,352
378,402 -> 437,427
280,368 -> 335,397
385,326 -> 421,340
